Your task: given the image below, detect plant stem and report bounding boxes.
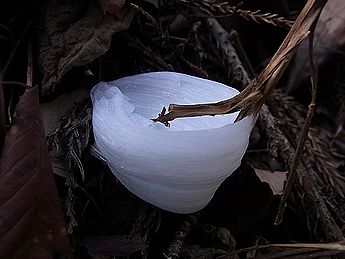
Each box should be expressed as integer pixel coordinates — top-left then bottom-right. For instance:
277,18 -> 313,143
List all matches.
274,16 -> 320,225
0,73 -> 5,152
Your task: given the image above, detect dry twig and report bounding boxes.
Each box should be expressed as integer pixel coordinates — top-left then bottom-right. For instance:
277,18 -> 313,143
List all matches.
26,40 -> 33,88
0,74 -> 4,151
152,0 -> 327,125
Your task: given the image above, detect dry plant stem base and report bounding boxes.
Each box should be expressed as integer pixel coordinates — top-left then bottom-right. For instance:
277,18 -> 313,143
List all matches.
152,0 -> 327,125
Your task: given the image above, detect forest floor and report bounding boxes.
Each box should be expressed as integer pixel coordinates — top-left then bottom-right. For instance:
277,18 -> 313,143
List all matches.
0,0 -> 344,258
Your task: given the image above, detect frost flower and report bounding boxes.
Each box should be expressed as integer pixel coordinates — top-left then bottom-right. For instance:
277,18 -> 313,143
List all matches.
91,72 -> 254,213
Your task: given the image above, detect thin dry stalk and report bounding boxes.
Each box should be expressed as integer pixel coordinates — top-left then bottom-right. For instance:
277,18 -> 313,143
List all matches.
259,105 -> 344,241
274,19 -> 319,225
0,18 -> 33,150
178,0 -> 293,29
26,40 -> 33,88
269,90 -> 345,198
0,73 -> 5,151
201,11 -> 342,242
152,0 -> 327,126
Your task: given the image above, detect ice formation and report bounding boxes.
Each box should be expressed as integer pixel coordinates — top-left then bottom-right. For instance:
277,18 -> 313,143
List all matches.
91,72 -> 254,213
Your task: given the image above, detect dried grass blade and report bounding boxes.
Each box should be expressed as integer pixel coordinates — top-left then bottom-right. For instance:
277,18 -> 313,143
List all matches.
153,0 -> 327,126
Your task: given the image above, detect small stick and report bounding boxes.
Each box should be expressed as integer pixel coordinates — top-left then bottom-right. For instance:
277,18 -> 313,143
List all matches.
26,39 -> 33,88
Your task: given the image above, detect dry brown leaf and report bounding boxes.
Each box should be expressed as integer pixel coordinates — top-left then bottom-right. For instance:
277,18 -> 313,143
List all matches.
39,1 -> 135,95
253,168 -> 287,195
287,0 -> 345,93
0,87 -> 72,258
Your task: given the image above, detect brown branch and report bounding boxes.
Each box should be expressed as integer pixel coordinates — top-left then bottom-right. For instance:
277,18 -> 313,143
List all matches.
152,0 -> 327,126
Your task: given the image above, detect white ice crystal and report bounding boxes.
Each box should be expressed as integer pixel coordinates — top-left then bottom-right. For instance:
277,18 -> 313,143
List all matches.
91,72 -> 254,213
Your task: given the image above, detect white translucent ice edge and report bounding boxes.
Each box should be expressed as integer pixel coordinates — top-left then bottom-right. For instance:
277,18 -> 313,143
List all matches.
91,72 -> 240,132
91,72 -> 254,213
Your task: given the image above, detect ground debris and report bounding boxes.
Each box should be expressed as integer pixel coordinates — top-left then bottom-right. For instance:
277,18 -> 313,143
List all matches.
1,0 -> 345,258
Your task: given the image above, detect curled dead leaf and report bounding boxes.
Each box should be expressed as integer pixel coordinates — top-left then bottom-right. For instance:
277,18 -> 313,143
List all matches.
0,87 -> 72,259
39,1 -> 135,95
287,0 -> 345,93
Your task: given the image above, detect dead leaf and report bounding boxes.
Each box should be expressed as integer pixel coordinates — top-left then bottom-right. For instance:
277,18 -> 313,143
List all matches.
0,87 -> 72,258
287,0 -> 345,92
39,1 -> 135,95
253,168 -> 287,195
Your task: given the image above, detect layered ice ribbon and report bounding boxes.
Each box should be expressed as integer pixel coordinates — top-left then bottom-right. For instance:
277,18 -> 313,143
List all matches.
91,72 -> 254,213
